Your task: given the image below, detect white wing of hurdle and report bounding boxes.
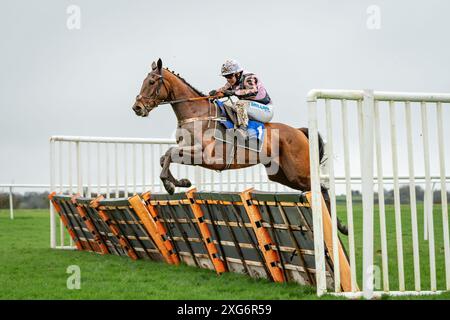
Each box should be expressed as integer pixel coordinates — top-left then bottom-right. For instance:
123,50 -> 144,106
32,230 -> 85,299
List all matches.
308,89 -> 450,298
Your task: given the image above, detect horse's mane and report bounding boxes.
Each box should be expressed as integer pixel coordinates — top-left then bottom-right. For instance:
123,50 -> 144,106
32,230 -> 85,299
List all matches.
164,67 -> 206,97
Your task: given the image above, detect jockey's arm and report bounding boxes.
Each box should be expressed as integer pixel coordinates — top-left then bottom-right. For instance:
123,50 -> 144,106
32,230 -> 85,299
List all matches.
217,81 -> 231,93
233,75 -> 258,98
209,82 -> 232,97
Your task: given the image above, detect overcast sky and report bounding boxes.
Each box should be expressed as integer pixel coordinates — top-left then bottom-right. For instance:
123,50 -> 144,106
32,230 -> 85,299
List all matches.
1,0 -> 449,188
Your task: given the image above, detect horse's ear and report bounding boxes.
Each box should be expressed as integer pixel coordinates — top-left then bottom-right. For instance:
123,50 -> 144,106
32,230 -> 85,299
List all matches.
151,61 -> 157,70
157,58 -> 162,70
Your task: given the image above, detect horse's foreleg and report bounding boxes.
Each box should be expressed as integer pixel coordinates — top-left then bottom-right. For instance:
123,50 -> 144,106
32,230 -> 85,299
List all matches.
160,148 -> 177,194
160,145 -> 201,194
160,153 -> 188,187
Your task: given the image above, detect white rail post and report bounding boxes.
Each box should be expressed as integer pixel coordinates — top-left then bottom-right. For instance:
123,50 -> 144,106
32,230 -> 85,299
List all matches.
150,145 -> 155,190
373,100 -> 389,292
76,141 -> 82,196
87,143 -> 92,198
115,143 -> 119,198
97,143 -> 101,196
133,144 -> 137,195
307,93 -> 326,296
106,143 -> 110,198
361,90 -> 375,299
195,166 -> 202,191
389,100 -> 405,291
142,144 -> 146,194
9,185 -> 14,220
325,98 -> 340,292
59,141 -> 63,194
124,144 -> 128,196
421,101 -> 437,291
435,102 -> 450,290
49,138 -> 56,249
404,101 -> 421,291
341,99 -> 357,292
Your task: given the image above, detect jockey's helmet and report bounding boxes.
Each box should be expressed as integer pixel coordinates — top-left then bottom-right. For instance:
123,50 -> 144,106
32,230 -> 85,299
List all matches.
221,59 -> 243,76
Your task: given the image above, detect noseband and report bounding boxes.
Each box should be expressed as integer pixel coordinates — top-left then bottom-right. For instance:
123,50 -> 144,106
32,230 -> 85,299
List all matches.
136,68 -> 171,112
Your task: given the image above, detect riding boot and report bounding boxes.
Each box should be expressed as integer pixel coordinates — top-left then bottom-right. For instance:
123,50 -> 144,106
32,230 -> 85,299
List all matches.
235,100 -> 249,128
235,125 -> 249,141
222,101 -> 239,128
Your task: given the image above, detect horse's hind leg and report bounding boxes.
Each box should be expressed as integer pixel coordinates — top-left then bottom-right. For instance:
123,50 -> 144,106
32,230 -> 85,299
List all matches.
321,186 -> 348,236
268,156 -> 349,235
268,165 -> 349,237
271,130 -> 349,236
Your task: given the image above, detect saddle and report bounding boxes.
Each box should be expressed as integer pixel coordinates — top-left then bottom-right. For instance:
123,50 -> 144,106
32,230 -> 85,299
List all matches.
213,100 -> 265,153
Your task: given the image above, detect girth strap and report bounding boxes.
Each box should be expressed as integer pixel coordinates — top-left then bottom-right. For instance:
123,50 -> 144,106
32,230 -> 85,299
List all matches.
177,116 -> 223,127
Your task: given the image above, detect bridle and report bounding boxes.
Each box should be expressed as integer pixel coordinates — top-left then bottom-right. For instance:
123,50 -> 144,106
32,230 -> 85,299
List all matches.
136,69 -> 170,111
136,69 -> 215,112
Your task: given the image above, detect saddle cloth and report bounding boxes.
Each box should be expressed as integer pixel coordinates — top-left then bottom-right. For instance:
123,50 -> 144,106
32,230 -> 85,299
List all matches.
213,100 -> 265,153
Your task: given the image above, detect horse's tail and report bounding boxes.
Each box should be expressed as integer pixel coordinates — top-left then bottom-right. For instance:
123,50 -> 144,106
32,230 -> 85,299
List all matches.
299,127 -> 348,236
298,127 -> 327,166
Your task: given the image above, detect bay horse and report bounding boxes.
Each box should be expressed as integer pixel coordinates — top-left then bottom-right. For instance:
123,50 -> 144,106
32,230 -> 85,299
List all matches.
132,59 -> 347,235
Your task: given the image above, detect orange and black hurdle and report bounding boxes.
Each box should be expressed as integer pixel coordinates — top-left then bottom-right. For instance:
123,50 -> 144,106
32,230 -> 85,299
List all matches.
49,188 -> 352,291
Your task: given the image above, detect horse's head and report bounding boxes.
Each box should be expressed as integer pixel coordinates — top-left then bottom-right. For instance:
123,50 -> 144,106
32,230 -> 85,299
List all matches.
132,58 -> 171,117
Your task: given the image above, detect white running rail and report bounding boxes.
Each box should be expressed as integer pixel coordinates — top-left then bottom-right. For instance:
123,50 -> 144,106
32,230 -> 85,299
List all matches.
48,135 -> 290,249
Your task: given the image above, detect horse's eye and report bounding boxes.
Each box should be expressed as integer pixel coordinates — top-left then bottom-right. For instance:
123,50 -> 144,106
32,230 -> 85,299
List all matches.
149,79 -> 155,85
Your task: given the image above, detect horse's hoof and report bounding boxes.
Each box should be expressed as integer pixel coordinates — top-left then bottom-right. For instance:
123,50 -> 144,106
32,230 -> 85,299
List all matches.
178,179 -> 192,188
339,225 -> 349,236
163,180 -> 175,195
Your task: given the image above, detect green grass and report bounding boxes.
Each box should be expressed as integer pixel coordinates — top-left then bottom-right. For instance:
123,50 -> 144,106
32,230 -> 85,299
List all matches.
0,210 -> 320,300
0,207 -> 449,300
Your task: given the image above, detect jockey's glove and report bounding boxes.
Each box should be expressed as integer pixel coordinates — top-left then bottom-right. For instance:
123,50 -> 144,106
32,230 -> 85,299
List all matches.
223,89 -> 234,97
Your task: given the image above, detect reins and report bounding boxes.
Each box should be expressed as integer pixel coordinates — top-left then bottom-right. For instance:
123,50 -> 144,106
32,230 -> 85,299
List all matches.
156,95 -> 217,106
141,70 -> 218,106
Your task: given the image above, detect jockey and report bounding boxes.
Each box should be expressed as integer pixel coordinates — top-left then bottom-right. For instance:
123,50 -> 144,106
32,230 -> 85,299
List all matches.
209,59 -> 274,139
